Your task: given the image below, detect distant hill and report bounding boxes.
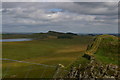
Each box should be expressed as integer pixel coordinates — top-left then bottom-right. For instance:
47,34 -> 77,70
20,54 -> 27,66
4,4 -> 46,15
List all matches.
2,31 -> 78,39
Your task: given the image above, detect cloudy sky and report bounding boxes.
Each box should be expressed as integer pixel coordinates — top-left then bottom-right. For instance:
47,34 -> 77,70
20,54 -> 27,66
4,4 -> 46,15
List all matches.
2,2 -> 118,33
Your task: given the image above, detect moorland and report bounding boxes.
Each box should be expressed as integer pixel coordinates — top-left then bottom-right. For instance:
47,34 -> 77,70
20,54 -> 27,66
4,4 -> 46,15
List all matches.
2,31 -> 119,78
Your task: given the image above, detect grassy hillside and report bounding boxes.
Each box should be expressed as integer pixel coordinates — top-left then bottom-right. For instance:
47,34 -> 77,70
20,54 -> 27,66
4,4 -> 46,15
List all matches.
2,36 -> 93,78
94,35 -> 119,65
2,34 -> 119,78
84,35 -> 119,64
59,35 -> 119,78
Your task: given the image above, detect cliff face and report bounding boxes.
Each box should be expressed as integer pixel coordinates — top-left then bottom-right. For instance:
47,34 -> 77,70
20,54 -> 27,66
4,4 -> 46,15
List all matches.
62,35 -> 120,79
65,58 -> 120,79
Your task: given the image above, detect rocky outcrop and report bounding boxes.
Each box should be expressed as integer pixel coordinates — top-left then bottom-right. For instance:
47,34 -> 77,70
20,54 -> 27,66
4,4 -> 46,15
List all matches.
65,58 -> 120,79
61,35 -> 119,79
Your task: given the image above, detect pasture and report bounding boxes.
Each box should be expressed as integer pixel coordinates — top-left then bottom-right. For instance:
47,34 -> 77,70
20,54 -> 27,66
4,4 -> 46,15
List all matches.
2,36 -> 93,78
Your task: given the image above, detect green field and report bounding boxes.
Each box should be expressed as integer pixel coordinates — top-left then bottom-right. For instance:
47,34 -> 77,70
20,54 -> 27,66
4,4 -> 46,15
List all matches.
2,34 -> 119,78
84,35 -> 119,65
2,36 -> 93,78
62,35 -> 119,78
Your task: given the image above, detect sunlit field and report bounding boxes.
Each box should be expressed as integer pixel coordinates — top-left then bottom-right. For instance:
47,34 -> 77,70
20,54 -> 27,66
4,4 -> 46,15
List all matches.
2,36 -> 93,78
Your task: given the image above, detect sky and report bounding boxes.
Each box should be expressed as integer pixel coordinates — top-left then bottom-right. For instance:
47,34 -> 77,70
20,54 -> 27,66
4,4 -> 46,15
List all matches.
1,2 -> 119,33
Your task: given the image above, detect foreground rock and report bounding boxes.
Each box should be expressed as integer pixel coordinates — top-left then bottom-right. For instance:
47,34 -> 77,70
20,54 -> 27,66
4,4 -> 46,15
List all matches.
65,58 -> 120,79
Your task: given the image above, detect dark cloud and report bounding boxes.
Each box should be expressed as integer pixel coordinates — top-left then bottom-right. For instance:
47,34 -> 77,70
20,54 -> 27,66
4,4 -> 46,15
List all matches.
2,2 -> 118,33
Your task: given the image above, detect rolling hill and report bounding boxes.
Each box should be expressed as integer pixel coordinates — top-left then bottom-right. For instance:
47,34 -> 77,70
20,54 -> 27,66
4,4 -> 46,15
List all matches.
59,35 -> 120,78
84,34 -> 119,64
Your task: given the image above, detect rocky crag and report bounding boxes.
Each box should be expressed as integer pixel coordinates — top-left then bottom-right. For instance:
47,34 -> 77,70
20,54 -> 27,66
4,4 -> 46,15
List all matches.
58,35 -> 119,79
65,57 -> 120,79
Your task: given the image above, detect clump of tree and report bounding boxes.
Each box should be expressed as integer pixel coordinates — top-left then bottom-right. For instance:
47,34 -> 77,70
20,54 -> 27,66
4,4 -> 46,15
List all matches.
47,31 -> 78,39
66,32 -> 77,36
47,31 -> 64,36
57,35 -> 73,39
31,33 -> 48,39
31,31 -> 77,39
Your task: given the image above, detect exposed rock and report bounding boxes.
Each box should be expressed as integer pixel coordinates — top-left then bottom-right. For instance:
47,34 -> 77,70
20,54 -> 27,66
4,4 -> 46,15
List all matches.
65,58 -> 119,79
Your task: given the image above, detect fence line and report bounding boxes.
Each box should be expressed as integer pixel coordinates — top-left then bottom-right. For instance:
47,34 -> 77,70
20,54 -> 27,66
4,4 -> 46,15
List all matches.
1,58 -> 56,68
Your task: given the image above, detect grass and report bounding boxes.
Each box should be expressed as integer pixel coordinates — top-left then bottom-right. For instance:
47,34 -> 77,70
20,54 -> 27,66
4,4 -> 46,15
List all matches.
3,34 -> 119,78
55,53 -> 90,78
85,35 -> 119,65
2,36 -> 92,78
56,35 -> 119,78
94,36 -> 119,65
2,62 -> 56,78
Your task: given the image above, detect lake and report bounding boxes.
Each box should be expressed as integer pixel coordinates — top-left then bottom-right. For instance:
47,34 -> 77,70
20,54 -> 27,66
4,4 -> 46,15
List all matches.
0,38 -> 32,42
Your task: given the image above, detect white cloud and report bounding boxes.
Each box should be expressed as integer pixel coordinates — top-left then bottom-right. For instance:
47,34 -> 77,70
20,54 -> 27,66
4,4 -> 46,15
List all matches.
2,2 -> 118,33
